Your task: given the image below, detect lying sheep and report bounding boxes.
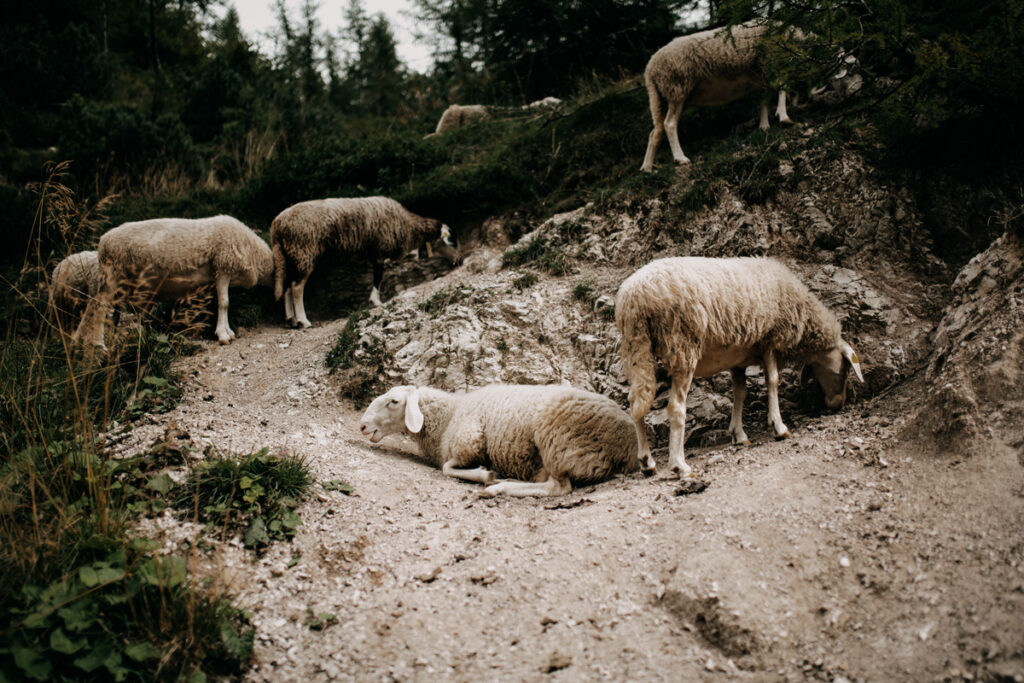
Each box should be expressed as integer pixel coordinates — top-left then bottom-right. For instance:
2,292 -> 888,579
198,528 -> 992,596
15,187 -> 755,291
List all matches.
49,250 -> 100,334
270,196 -> 455,328
358,384 -> 639,497
615,256 -> 863,477
424,104 -> 491,139
640,21 -> 796,171
72,215 -> 273,351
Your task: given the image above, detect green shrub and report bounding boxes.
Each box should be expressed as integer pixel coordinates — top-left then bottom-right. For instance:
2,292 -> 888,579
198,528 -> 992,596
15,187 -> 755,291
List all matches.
174,448 -> 313,551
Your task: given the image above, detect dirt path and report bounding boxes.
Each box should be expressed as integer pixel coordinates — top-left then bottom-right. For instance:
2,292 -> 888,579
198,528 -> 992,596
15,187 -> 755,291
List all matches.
120,313 -> 1024,682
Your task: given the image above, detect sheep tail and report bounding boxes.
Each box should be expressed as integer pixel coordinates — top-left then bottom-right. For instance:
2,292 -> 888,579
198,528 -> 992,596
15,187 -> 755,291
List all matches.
616,305 -> 658,416
272,240 -> 286,301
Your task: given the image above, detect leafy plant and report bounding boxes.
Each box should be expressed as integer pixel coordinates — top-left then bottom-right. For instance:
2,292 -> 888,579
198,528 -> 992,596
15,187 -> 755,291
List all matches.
502,236 -> 574,276
512,271 -> 539,290
174,448 -> 313,551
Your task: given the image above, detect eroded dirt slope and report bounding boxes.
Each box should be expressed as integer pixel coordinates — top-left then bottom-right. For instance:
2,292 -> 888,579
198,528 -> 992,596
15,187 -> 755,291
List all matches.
119,297 -> 1024,682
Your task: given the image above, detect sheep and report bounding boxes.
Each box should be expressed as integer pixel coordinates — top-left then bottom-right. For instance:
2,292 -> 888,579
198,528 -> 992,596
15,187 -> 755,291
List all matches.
358,384 -> 639,497
615,256 -> 864,477
527,96 -> 563,109
270,196 -> 455,328
424,104 -> 491,139
71,215 -> 273,351
49,250 -> 100,335
640,21 -> 796,171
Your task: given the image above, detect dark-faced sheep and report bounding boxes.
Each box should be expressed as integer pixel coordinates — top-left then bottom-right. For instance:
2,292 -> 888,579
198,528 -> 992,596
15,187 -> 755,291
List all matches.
616,256 -> 863,477
270,196 -> 455,328
358,384 -> 639,497
71,215 -> 273,351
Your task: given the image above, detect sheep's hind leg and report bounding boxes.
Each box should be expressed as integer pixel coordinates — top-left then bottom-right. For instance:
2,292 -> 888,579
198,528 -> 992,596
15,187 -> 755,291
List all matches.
480,475 -> 571,498
283,286 -> 296,327
728,367 -> 751,445
442,460 -> 495,485
664,99 -> 691,165
291,277 -> 312,328
667,366 -> 696,478
369,260 -> 384,308
641,120 -> 666,172
214,274 -> 235,344
628,388 -> 657,476
763,350 -> 791,439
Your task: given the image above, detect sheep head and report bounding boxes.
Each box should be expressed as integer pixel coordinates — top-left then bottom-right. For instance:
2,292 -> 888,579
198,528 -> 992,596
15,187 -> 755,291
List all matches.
803,339 -> 864,409
359,385 -> 423,443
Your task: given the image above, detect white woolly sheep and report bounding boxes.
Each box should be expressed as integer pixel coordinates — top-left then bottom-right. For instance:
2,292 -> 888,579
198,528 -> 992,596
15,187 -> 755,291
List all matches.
615,256 -> 863,477
270,196 -> 455,328
49,250 -> 100,334
72,215 -> 273,351
527,96 -> 563,109
640,21 -> 795,171
424,104 -> 491,139
358,384 -> 639,497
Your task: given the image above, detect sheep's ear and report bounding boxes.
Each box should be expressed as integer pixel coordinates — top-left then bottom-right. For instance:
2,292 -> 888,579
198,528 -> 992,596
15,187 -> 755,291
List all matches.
840,341 -> 864,383
440,224 -> 454,247
404,387 -> 424,433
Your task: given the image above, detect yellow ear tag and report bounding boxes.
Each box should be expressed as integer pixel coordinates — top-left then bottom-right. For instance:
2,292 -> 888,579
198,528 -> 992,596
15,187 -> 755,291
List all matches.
850,353 -> 860,364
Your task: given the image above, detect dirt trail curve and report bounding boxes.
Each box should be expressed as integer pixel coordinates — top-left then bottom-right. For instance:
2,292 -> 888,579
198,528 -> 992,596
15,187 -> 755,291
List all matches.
121,313 -> 1024,682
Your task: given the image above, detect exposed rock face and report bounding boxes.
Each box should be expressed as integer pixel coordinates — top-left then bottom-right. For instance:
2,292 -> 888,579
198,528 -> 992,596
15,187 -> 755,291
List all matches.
909,223 -> 1024,452
333,146 -> 1015,453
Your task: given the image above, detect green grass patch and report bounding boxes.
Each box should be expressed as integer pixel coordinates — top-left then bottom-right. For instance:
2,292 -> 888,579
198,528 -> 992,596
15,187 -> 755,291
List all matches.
418,285 -> 474,317
512,271 -> 539,291
502,236 -> 574,276
174,448 -> 313,551
325,309 -> 388,408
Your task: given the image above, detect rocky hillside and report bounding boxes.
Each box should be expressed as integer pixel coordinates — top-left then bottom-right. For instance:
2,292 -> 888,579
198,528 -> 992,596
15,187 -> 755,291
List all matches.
329,131 -> 1019,460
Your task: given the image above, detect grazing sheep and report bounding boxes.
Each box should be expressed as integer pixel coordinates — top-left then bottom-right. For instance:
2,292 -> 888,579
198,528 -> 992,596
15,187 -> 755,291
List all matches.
270,196 -> 455,328
72,215 -> 273,351
615,256 -> 863,477
640,21 -> 796,171
424,104 -> 491,139
358,384 -> 639,497
49,250 -> 100,334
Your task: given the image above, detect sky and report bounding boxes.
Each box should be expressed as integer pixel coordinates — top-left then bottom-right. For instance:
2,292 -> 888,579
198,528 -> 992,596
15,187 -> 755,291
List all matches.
225,0 -> 435,72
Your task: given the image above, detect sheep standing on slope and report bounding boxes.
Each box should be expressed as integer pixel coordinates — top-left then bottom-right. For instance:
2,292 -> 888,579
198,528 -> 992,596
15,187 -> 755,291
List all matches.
615,257 -> 864,477
49,250 -> 100,334
358,384 -> 639,497
640,21 -> 795,171
270,197 -> 455,328
72,216 -> 273,351
424,104 -> 491,139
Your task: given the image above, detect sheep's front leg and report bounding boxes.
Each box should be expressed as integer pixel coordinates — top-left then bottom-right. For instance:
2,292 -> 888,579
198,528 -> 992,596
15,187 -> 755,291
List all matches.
291,277 -> 312,328
480,475 -> 571,498
728,367 -> 751,445
763,350 -> 791,439
441,461 -> 495,485
214,274 -> 235,344
72,279 -> 114,354
667,367 -> 696,478
663,99 -> 691,165
776,90 -> 793,124
759,99 -> 771,131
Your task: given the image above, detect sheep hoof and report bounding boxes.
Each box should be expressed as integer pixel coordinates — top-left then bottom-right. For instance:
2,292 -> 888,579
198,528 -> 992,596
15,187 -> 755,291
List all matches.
775,430 -> 792,441
217,338 -> 230,345
298,321 -> 312,329
779,117 -> 795,126
478,486 -> 497,499
641,465 -> 657,477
